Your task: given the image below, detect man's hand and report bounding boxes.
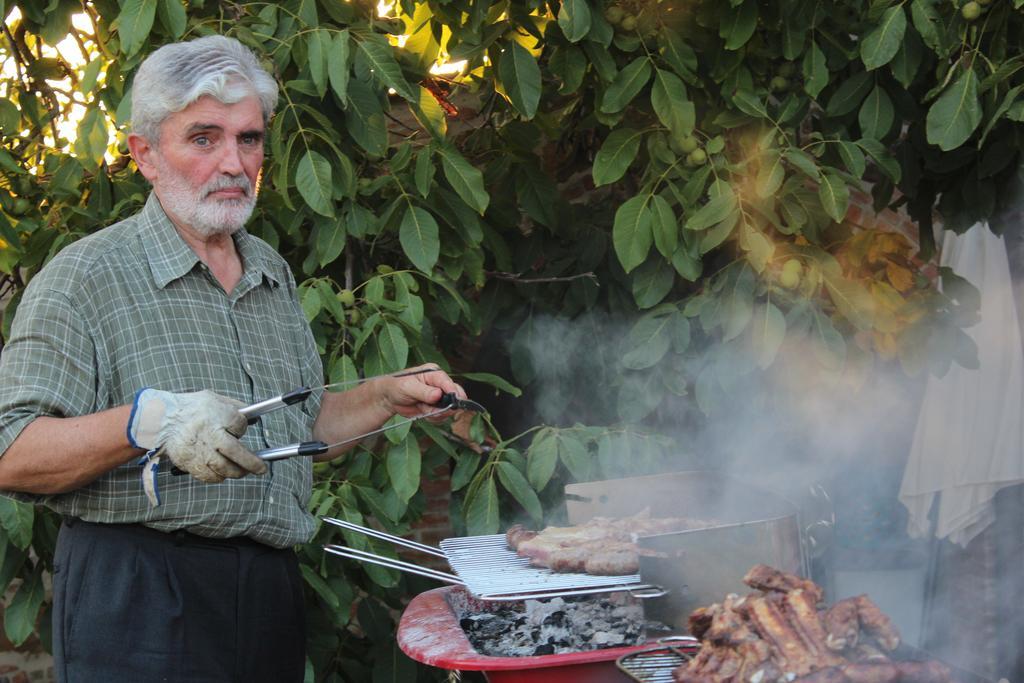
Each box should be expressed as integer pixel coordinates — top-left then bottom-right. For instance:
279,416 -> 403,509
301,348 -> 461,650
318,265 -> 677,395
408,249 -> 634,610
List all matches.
373,364 -> 467,421
128,389 -> 267,483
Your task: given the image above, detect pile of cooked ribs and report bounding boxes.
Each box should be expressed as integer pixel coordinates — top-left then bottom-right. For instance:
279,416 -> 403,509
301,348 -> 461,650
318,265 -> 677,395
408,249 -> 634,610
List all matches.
674,565 -> 952,683
505,509 -> 714,575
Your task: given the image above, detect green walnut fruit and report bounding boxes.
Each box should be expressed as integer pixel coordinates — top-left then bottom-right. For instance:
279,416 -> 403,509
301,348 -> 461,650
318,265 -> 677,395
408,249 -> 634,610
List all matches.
337,289 -> 356,306
770,76 -> 790,93
686,148 -> 708,166
347,309 -> 362,325
620,13 -> 637,31
779,259 -> 802,289
604,5 -> 625,24
679,136 -> 700,154
9,198 -> 30,216
961,1 -> 982,20
777,62 -> 796,78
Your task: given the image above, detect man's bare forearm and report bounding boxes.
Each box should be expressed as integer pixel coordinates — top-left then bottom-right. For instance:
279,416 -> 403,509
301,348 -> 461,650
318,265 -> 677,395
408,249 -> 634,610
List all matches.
0,406 -> 140,494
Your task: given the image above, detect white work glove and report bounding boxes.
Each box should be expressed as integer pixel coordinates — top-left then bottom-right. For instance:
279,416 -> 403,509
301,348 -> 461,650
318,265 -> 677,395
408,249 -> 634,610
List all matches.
128,389 -> 267,483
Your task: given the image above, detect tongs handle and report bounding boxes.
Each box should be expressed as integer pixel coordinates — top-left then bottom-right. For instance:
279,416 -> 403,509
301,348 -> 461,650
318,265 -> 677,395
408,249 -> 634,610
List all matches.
239,387 -> 312,425
323,544 -> 464,585
323,517 -> 446,557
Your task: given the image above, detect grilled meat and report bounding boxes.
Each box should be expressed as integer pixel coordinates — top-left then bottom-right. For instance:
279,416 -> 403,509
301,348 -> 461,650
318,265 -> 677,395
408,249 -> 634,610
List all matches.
744,564 -> 824,604
853,595 -> 900,652
672,566 -> 952,683
823,597 -> 860,651
505,509 -> 713,576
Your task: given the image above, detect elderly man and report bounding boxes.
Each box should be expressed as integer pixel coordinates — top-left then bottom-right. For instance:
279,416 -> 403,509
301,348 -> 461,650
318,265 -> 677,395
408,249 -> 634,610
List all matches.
0,35 -> 464,682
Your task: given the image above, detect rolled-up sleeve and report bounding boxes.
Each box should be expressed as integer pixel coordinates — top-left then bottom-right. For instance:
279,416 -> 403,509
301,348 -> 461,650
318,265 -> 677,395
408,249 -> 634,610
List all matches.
0,283 -> 98,457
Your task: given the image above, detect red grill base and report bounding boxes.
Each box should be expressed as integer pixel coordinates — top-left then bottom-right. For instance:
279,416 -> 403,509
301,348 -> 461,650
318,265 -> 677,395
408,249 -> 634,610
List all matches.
397,586 -> 654,682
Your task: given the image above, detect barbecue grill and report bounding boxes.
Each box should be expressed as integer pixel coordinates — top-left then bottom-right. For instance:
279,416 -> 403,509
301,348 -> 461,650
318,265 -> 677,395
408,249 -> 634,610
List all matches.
323,518 -> 667,601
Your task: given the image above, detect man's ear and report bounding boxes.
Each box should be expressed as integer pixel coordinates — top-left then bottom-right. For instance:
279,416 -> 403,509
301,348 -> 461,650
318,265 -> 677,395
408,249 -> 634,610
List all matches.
127,133 -> 159,182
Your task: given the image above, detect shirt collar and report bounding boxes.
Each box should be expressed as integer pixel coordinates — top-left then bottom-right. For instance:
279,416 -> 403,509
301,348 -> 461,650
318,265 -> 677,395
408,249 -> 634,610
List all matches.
140,192 -> 281,289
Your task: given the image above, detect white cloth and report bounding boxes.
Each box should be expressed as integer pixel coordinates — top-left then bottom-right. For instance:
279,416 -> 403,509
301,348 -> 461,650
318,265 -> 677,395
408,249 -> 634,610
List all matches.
899,221 -> 1024,547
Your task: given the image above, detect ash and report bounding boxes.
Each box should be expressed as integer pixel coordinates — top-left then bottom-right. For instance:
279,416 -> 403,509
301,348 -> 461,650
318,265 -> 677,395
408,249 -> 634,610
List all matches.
447,588 -> 646,657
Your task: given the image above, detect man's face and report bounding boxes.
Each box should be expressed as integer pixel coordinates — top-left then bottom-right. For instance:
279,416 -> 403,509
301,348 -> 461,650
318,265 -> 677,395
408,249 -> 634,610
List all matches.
141,95 -> 265,238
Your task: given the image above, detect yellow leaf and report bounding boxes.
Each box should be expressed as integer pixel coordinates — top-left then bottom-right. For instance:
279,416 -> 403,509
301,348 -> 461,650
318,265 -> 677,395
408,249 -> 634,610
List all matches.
886,261 -> 914,292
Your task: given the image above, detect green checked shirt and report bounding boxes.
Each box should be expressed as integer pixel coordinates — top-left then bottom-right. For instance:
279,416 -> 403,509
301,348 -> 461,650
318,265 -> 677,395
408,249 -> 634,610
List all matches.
0,193 -> 324,548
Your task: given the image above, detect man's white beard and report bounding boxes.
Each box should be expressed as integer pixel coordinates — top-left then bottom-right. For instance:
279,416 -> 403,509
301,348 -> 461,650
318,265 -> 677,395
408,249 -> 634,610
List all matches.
155,162 -> 257,238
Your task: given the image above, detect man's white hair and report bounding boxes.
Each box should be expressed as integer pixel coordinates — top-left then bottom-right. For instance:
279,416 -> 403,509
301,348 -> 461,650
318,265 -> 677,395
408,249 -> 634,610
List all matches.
131,35 -> 278,144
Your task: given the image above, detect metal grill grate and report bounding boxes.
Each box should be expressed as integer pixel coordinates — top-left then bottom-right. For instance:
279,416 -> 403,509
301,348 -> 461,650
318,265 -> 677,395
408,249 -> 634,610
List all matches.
439,533 -> 657,600
616,641 -> 697,683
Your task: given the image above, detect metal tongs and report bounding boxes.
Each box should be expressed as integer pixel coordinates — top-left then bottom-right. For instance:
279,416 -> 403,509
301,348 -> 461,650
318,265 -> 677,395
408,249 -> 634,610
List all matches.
171,369 -> 485,473
254,390 -> 485,462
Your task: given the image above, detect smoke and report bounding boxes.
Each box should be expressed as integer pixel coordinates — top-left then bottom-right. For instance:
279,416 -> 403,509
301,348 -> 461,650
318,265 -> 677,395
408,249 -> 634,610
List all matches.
507,298 -> 1024,678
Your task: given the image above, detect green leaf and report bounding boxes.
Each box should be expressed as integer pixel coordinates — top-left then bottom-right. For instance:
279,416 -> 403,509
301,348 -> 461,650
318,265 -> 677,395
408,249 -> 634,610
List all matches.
378,321 -> 409,370
399,205 -> 440,273
498,41 -> 542,119
631,258 -> 674,309
825,72 -> 873,117
802,41 -> 828,98
754,302 -> 786,368
307,30 -> 329,98
817,172 -> 849,223
756,151 -> 785,198
526,428 -> 558,490
386,436 -> 421,503
593,128 -> 643,186
299,565 -> 341,611
459,372 -> 522,397
157,0 -> 186,39
328,30 -> 351,104
822,271 -> 875,331
73,107 -> 108,170
860,5 -> 906,71
659,30 -> 698,81
785,148 -> 821,180
0,499 -> 32,550
315,218 -> 346,268
926,68 -> 982,151
651,69 -> 693,137
296,150 -> 334,217
558,0 -> 591,43
496,461 -> 542,522
623,314 -> 672,369
812,308 -> 846,370
600,57 -> 652,113
414,147 -> 434,198
4,567 -> 43,647
650,193 -> 678,258
465,475 -> 499,535
686,193 -> 737,231
858,85 -> 894,140
0,98 -> 19,135
412,85 -> 447,139
356,38 -> 417,102
731,89 -> 768,119
836,140 -> 866,177
890,28 -> 923,88
79,58 -> 103,96
911,0 -> 944,53
436,144 -> 488,214
613,194 -> 653,273
721,0 -> 758,50
345,80 -> 388,158
117,0 -> 157,56
722,266 -> 755,341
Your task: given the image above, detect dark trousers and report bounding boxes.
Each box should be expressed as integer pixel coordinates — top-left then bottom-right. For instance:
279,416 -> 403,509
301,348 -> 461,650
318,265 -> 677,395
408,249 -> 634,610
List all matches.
52,519 -> 306,683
